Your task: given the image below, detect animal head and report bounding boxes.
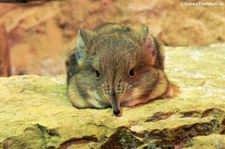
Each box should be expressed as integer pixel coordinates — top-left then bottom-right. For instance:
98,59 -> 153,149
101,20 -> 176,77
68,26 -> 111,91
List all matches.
72,24 -> 163,115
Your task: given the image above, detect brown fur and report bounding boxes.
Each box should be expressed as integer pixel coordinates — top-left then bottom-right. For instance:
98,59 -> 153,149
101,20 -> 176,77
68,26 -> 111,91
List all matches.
66,23 -> 178,115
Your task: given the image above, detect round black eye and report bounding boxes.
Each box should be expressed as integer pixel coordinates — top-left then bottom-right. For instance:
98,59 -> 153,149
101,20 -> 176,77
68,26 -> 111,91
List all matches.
96,70 -> 101,78
129,68 -> 135,77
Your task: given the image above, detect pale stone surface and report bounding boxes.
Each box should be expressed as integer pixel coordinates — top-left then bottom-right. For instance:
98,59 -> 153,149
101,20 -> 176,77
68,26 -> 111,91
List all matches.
0,45 -> 225,148
184,134 -> 225,149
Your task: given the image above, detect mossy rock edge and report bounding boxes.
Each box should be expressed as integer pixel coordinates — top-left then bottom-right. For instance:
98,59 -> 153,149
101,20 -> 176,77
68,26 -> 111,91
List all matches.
0,45 -> 225,148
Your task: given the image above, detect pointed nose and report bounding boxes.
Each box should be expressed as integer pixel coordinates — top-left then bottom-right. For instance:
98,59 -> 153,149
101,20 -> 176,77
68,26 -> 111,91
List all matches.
111,91 -> 121,116
113,109 -> 121,116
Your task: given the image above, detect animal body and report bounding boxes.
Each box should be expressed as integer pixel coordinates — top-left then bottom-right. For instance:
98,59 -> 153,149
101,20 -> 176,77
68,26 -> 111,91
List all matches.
66,23 -> 176,115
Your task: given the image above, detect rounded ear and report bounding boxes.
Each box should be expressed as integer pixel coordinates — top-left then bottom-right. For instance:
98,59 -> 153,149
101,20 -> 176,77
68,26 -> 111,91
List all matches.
75,29 -> 97,68
132,26 -> 149,44
125,26 -> 162,68
139,27 -> 164,70
79,29 -> 97,49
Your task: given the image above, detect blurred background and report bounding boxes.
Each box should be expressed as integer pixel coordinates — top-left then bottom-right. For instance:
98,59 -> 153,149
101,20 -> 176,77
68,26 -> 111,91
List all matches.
0,0 -> 224,76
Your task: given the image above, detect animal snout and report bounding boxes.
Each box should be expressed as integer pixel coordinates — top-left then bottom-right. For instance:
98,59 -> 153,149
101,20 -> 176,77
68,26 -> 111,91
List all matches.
113,109 -> 121,116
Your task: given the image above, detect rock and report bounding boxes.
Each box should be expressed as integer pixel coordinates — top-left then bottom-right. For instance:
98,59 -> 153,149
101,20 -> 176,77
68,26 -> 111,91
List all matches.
184,134 -> 225,149
0,45 -> 225,148
101,127 -> 143,149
